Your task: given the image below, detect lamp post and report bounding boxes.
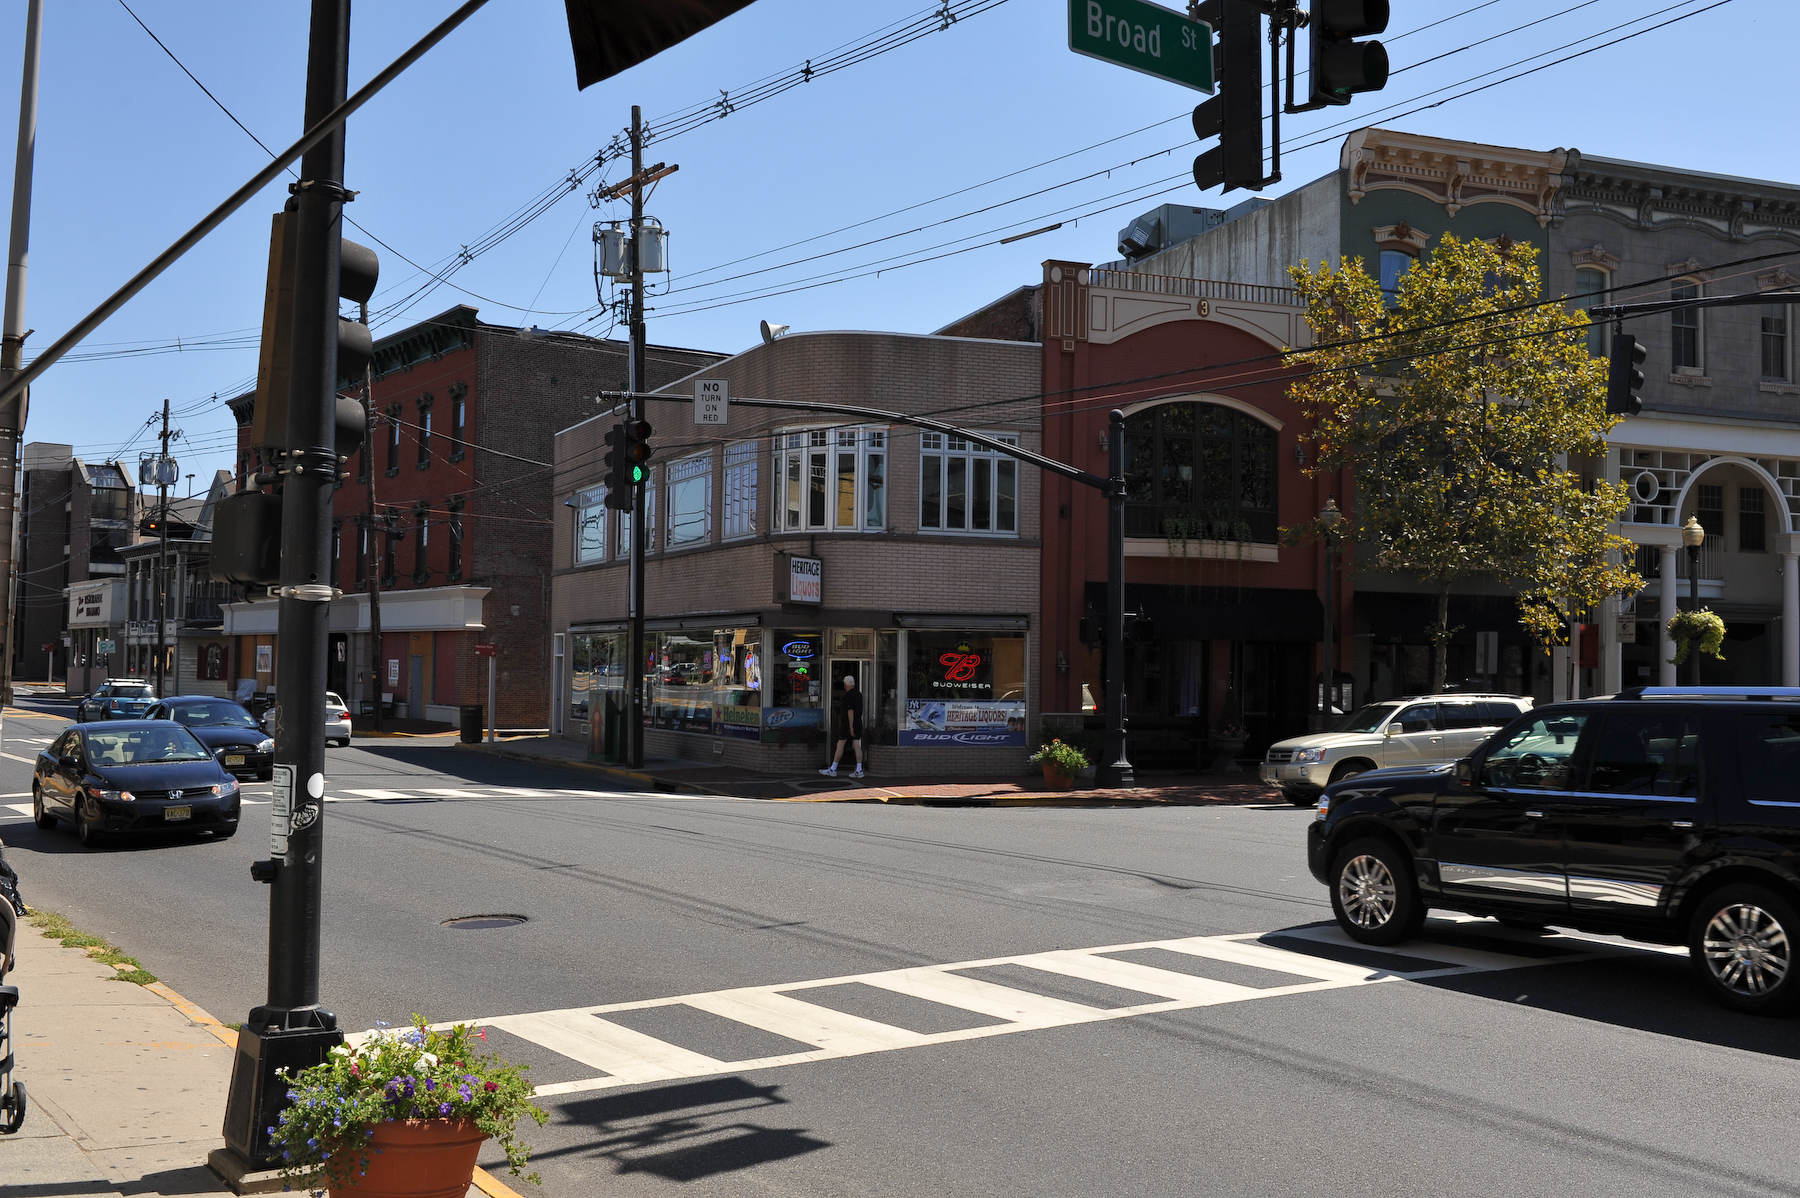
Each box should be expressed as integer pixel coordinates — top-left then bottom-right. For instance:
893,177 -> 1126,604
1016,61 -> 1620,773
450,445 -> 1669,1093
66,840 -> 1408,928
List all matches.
1319,498 -> 1343,731
1682,515 -> 1705,686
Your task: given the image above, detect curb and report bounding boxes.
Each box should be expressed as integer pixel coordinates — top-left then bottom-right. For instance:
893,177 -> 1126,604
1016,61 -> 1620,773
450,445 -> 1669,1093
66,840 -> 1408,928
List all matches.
469,744 -> 727,796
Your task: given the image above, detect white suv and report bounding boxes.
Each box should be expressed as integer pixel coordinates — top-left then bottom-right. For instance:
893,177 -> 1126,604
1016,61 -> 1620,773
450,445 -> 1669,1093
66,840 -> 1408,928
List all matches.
1261,694 -> 1534,806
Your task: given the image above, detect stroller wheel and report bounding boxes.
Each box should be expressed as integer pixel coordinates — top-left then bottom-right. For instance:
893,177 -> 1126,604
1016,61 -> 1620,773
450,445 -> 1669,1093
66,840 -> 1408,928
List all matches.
0,1081 -> 25,1134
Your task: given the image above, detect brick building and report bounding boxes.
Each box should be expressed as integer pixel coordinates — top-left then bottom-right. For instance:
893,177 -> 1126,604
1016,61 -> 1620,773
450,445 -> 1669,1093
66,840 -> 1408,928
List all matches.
14,443 -> 140,689
226,305 -> 724,726
550,329 -> 1043,777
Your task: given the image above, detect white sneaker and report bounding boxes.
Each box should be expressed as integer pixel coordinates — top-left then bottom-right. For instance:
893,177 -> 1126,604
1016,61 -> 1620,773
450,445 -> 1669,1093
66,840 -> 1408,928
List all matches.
851,768 -> 865,779
819,766 -> 837,777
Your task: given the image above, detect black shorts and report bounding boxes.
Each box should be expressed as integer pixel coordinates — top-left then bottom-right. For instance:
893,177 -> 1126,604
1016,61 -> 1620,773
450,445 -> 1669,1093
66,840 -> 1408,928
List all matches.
836,717 -> 861,741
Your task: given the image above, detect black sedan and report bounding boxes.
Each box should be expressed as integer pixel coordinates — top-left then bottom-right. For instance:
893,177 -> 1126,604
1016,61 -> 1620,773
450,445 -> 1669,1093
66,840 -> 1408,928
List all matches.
32,721 -> 241,847
147,696 -> 274,781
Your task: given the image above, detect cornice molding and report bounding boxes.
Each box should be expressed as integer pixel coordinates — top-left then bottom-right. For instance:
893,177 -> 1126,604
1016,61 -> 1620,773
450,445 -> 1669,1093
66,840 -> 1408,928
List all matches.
1561,151 -> 1800,243
1341,127 -> 1568,227
1570,244 -> 1621,271
1372,221 -> 1431,253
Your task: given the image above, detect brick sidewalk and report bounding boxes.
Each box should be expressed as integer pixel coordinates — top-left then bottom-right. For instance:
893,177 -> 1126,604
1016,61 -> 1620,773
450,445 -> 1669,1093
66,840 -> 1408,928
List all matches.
464,736 -> 1288,806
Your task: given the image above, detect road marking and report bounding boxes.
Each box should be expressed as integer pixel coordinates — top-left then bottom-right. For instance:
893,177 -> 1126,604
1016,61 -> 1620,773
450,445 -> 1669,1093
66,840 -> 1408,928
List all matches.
398,924 -> 1639,1099
1,751 -> 37,765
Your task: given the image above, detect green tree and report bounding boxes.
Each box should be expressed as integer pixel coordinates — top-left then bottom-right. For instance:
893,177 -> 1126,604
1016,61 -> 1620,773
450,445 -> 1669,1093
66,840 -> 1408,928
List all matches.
1287,233 -> 1640,691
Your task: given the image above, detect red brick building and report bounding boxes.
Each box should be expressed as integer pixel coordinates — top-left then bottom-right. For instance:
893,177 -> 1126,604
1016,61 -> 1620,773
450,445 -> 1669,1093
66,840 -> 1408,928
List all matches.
226,306 -> 724,726
944,262 -> 1346,763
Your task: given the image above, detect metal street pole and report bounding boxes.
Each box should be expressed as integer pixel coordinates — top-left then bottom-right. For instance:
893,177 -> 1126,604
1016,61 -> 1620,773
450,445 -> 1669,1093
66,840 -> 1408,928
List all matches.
220,0 -> 349,1171
0,0 -> 43,712
1688,543 -> 1701,686
1097,408 -> 1133,788
154,398 -> 170,697
360,300 -> 382,732
626,104 -> 648,771
1321,538 -> 1334,729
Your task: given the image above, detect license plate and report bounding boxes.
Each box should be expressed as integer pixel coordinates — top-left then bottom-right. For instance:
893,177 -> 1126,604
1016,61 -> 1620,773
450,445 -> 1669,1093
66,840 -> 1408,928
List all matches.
165,805 -> 191,821
225,754 -> 245,765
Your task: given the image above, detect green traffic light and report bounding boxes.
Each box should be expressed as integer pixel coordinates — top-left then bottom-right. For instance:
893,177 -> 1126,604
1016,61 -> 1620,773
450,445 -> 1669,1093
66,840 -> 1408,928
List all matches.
631,465 -> 645,484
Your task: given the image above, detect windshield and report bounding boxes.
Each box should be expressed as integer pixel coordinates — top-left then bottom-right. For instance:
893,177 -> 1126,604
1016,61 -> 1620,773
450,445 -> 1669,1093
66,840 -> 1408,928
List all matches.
83,725 -> 213,765
1332,704 -> 1402,734
169,701 -> 259,728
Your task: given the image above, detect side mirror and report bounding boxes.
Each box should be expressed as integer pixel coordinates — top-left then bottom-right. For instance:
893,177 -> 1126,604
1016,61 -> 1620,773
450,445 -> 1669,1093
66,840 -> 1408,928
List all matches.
58,753 -> 79,771
1384,725 -> 1398,737
1453,757 -> 1474,785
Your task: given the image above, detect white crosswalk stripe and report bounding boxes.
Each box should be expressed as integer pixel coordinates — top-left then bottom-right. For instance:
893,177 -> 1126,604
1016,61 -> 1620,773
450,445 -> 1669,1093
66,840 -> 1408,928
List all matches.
0,786 -> 740,819
384,925 -> 1646,1099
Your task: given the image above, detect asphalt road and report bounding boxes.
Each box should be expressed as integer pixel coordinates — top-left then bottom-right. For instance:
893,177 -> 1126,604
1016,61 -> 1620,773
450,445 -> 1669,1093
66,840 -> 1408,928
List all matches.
4,697 -> 1799,1197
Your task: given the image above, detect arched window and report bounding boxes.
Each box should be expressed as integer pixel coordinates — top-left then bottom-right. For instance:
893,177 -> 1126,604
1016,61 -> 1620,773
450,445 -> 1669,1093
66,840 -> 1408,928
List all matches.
1575,266 -> 1609,357
1122,402 -> 1277,542
1379,250 -> 1414,305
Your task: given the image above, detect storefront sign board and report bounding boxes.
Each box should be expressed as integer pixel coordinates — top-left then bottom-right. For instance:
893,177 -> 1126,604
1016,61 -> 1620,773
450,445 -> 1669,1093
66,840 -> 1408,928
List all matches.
775,553 -> 823,605
901,700 -> 1028,746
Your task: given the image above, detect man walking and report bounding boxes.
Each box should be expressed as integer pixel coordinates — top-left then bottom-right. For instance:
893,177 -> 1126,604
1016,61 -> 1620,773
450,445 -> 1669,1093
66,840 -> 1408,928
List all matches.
820,674 -> 864,780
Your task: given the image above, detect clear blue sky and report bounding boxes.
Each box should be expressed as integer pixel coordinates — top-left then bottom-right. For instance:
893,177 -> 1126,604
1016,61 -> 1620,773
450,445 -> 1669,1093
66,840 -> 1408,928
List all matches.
0,0 -> 1786,488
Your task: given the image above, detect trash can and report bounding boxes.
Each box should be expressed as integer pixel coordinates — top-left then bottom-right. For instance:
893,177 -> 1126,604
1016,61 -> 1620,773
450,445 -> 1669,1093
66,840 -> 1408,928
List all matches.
459,704 -> 484,744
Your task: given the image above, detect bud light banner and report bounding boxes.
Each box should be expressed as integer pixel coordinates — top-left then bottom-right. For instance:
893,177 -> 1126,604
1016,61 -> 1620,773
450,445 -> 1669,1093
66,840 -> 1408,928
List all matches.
901,700 -> 1027,746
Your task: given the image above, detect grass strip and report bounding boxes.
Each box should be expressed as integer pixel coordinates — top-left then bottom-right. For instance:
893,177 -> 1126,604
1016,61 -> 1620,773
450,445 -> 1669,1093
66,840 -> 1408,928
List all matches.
27,908 -> 159,985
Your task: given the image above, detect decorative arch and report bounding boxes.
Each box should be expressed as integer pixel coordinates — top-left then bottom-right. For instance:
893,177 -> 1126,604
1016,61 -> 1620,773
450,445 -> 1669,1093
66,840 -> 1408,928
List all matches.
1119,391 -> 1283,433
1670,455 -> 1794,536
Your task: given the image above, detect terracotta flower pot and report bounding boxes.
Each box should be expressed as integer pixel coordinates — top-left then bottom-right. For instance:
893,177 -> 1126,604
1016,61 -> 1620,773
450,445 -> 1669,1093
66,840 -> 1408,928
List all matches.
328,1118 -> 488,1198
1042,763 -> 1076,791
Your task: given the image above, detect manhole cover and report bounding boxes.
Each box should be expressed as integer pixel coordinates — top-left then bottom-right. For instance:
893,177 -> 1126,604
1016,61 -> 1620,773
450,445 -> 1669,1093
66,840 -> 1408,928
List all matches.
441,915 -> 526,930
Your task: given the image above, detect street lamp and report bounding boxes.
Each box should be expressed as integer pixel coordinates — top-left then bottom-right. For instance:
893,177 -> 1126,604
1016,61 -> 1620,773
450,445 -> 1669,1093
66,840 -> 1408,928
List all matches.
1682,515 -> 1706,686
1319,498 -> 1344,731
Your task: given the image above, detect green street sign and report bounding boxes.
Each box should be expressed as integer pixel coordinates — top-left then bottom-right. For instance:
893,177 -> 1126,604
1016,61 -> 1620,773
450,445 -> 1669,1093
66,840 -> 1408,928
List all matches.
1069,0 -> 1213,93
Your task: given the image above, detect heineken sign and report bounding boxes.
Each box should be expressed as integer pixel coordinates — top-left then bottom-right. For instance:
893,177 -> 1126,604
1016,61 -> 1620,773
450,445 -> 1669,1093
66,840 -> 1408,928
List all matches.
1069,0 -> 1214,93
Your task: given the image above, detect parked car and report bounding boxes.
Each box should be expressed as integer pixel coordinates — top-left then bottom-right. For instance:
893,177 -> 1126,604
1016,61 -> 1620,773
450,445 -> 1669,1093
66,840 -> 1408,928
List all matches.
1262,693 -> 1535,806
32,721 -> 241,847
75,680 -> 156,723
1307,686 -> 1800,1015
146,696 -> 274,782
259,692 -> 353,747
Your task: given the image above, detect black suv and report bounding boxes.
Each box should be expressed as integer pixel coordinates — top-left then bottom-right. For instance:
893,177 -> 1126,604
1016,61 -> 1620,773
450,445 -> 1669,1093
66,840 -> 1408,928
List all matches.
1308,687 -> 1800,1015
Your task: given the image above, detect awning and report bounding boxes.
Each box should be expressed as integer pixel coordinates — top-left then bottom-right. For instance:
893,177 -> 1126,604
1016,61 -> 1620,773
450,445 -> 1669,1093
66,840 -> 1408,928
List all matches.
1084,582 -> 1323,642
1358,591 -> 1530,642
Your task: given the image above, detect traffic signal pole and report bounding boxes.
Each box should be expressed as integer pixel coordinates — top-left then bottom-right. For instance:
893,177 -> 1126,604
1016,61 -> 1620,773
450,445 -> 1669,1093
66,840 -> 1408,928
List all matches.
626,104 -> 648,770
155,397 -> 170,697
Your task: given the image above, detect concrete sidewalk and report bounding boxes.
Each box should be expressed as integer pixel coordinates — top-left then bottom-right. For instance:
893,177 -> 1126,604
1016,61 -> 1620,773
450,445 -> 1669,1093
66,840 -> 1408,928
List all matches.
0,910 -> 513,1197
464,734 -> 1286,806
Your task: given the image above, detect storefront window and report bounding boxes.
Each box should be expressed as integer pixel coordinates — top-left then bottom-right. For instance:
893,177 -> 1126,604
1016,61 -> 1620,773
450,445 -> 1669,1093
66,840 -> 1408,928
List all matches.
650,632 -> 714,732
569,632 -> 624,723
712,628 -> 762,740
767,631 -> 826,743
903,631 -> 1027,746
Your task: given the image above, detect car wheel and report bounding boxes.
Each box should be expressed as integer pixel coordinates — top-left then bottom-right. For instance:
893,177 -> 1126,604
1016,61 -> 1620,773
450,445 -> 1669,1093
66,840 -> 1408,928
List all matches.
1689,884 -> 1800,1016
32,785 -> 55,831
1329,761 -> 1371,784
75,801 -> 102,848
1284,789 -> 1318,808
1329,837 -> 1426,946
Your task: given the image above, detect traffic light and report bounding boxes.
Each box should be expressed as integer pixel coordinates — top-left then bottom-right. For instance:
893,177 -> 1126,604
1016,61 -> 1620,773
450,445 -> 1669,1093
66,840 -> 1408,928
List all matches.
1191,0 -> 1263,193
250,202 -> 380,450
1607,333 -> 1647,416
1308,0 -> 1390,107
603,422 -> 632,508
624,418 -> 654,485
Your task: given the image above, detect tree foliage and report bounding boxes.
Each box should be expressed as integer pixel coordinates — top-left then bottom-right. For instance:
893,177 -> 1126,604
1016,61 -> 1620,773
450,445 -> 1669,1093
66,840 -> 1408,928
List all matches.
1286,233 -> 1640,690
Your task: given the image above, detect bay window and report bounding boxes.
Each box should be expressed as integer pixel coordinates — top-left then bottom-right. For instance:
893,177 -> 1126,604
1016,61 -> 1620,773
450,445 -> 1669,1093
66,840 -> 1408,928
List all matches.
666,452 -> 712,548
723,441 -> 758,539
919,432 -> 1018,535
574,485 -> 607,564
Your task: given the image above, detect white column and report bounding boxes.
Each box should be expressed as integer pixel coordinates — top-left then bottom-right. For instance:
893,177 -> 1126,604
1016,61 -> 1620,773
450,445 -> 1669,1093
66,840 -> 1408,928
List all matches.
1600,594 -> 1622,695
1785,551 -> 1799,687
1659,547 -> 1679,687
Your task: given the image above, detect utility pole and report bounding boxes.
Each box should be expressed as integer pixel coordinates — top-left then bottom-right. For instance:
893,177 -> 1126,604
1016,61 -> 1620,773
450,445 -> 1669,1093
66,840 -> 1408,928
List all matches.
626,104 -> 647,770
0,0 -> 43,711
361,299 -> 381,732
155,397 -> 170,697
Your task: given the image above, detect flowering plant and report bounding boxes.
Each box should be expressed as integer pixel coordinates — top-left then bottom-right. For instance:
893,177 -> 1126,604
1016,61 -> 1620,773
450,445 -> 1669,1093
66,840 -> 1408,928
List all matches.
1667,608 -> 1726,666
268,1016 -> 545,1189
1215,723 -> 1249,742
1029,738 -> 1089,773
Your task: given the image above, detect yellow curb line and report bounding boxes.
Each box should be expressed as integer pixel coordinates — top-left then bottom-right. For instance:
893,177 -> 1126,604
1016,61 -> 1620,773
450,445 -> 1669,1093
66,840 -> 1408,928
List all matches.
5,706 -> 68,721
470,1165 -> 529,1198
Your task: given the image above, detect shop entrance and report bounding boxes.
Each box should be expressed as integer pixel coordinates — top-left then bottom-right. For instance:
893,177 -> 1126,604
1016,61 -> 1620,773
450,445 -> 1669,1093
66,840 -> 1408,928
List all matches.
829,660 -> 868,749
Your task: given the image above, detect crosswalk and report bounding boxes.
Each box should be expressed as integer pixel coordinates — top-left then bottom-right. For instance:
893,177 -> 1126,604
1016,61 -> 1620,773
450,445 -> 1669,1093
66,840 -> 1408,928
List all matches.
386,922 -> 1661,1100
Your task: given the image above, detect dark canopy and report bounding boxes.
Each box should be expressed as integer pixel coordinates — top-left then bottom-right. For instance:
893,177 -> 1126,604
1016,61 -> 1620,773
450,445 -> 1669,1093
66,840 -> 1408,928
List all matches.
565,0 -> 756,90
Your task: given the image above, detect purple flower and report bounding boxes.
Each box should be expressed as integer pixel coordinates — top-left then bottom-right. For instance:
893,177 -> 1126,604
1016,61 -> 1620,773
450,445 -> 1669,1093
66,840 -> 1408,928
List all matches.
425,1077 -> 436,1092
438,1102 -> 452,1116
457,1085 -> 472,1101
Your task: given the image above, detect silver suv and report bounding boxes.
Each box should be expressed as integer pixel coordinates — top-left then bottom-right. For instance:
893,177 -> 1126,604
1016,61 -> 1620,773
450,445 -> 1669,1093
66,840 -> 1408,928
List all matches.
1261,694 -> 1534,806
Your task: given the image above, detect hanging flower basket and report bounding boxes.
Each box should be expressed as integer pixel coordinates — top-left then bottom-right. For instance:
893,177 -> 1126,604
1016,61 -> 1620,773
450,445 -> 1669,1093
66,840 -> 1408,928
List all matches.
1666,608 -> 1726,666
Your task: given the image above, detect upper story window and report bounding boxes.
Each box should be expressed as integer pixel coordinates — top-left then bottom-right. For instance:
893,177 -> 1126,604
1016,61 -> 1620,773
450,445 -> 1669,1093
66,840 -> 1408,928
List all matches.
666,452 -> 712,548
416,399 -> 434,468
1123,401 -> 1277,542
447,498 -> 465,579
723,441 -> 758,540
385,405 -> 401,475
355,523 -> 368,588
412,503 -> 430,583
773,426 -> 886,533
1671,280 -> 1702,372
1696,483 -> 1724,537
1575,266 -> 1609,357
1763,303 -> 1790,382
920,432 -> 1015,535
1379,250 -> 1414,305
1741,486 -> 1766,552
619,468 -> 656,557
574,485 -> 607,565
449,384 -> 467,460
